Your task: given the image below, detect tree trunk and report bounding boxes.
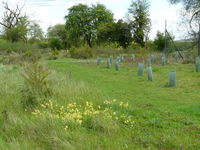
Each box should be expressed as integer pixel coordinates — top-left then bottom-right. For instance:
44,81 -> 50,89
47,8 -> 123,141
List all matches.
85,34 -> 92,48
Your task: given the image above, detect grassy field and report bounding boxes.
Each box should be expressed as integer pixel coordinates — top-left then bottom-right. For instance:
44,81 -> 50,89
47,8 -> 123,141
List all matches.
0,58 -> 200,150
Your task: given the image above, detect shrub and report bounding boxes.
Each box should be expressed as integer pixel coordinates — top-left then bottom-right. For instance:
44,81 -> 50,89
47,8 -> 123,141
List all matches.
38,41 -> 49,49
48,50 -> 60,60
49,38 -> 62,50
21,62 -> 53,109
70,46 -> 93,59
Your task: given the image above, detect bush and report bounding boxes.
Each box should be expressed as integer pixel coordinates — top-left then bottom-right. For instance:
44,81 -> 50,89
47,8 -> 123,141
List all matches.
48,50 -> 60,60
49,38 -> 62,50
70,46 -> 93,59
21,62 -> 53,109
38,41 -> 49,49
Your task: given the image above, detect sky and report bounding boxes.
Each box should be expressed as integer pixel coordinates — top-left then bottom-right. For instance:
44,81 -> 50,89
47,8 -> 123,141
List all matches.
0,0 -> 184,40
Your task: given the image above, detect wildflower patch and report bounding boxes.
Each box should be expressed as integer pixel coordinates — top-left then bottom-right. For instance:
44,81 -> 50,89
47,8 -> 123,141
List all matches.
32,99 -> 135,130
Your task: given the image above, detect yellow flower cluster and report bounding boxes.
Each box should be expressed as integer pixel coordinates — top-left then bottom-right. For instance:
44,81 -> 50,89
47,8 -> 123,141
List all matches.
32,99 -> 135,130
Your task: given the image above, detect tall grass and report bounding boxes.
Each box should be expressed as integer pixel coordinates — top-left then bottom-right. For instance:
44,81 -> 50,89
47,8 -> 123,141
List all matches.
0,39 -> 39,53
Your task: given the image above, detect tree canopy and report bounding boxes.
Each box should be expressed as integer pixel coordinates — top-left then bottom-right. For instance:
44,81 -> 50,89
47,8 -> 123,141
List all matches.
128,0 -> 151,47
65,4 -> 114,48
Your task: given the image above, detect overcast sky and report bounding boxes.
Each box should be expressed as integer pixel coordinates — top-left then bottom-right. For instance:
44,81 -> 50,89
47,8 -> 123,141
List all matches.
0,0 -> 184,40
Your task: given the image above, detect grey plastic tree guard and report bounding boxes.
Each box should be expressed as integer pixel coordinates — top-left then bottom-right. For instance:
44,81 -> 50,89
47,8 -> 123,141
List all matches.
169,71 -> 176,87
138,63 -> 144,76
195,56 -> 200,72
97,56 -> 101,65
161,56 -> 166,65
151,54 -> 156,63
109,56 -> 113,65
131,54 -> 135,61
107,58 -> 111,68
147,66 -> 153,81
147,58 -> 151,67
115,61 -> 120,71
120,56 -> 124,62
116,56 -> 121,63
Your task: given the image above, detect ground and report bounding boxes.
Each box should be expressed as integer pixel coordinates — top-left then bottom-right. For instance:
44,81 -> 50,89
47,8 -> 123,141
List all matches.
0,58 -> 200,150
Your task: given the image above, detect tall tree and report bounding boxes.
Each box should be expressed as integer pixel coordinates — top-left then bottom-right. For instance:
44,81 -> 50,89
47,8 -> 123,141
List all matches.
65,4 -> 114,48
28,23 -> 44,42
98,20 -> 132,48
128,0 -> 151,47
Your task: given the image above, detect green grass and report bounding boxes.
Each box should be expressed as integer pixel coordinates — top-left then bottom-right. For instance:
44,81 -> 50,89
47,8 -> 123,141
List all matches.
0,58 -> 200,149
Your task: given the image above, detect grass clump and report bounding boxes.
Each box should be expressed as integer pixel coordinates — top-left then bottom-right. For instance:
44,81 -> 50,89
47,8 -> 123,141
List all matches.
21,62 -> 53,109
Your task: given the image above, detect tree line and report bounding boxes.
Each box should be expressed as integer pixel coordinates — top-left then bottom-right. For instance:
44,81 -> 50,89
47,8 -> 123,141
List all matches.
0,0 -> 197,52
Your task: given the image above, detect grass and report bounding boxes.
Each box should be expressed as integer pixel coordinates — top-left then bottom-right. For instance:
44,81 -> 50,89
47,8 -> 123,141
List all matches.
0,58 -> 200,149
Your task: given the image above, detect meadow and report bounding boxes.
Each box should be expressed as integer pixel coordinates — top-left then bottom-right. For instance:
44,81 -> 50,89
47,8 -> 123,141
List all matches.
0,57 -> 200,150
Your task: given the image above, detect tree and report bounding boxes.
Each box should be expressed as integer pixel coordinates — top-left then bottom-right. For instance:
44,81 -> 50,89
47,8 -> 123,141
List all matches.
128,0 -> 151,47
154,31 -> 174,51
65,4 -> 114,48
3,16 -> 30,42
28,23 -> 44,42
99,20 -> 132,48
115,20 -> 132,48
47,24 -> 68,49
154,31 -> 166,51
0,1 -> 30,42
98,20 -> 132,48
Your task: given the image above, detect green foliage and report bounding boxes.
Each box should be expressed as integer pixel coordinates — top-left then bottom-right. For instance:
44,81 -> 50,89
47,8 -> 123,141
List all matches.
38,41 -> 49,49
28,23 -> 44,43
48,50 -> 60,60
21,62 -> 53,109
153,31 -> 173,51
93,43 -> 123,55
65,3 -> 114,48
169,0 -> 199,10
49,37 -> 62,50
128,0 -> 151,47
47,24 -> 69,49
98,20 -> 132,48
70,46 -> 93,59
154,31 -> 165,51
3,17 -> 30,42
0,40 -> 39,53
